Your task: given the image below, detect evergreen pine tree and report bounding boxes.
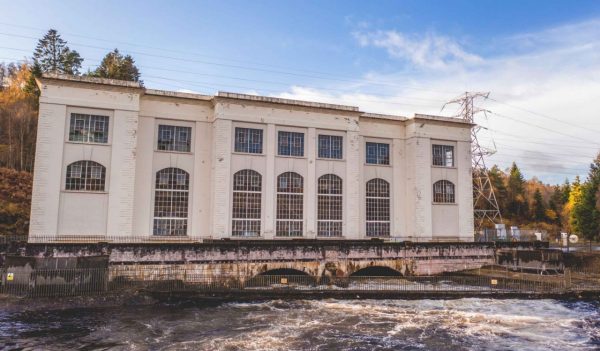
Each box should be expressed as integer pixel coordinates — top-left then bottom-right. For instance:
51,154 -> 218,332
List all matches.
89,49 -> 141,83
507,162 -> 528,221
32,29 -> 83,75
574,154 -> 600,241
531,189 -> 546,222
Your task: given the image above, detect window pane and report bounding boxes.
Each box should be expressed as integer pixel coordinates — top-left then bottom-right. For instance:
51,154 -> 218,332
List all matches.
278,131 -> 304,157
235,128 -> 263,154
69,113 -> 109,144
433,180 -> 455,203
433,145 -> 454,167
153,168 -> 190,236
232,170 -> 262,236
65,161 -> 106,191
317,174 -> 343,237
366,142 -> 389,165
366,179 -> 390,237
276,172 -> 304,237
318,135 -> 342,159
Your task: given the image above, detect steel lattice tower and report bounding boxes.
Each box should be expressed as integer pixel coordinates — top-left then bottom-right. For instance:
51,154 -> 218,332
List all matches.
443,92 -> 502,231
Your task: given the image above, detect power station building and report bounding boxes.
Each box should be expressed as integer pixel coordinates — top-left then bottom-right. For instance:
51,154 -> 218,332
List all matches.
29,74 -> 474,243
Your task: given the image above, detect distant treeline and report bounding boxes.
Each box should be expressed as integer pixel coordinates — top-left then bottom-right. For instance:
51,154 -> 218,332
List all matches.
486,161 -> 600,241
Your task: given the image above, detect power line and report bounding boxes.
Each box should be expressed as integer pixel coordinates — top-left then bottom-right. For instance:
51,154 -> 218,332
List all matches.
0,31 -> 459,94
487,97 -> 600,135
490,111 -> 600,146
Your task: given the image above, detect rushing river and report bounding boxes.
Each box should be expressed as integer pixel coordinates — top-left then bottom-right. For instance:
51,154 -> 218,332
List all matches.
0,298 -> 599,350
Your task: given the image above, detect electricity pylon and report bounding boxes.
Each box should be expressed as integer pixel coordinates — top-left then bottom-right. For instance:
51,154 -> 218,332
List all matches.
443,92 -> 502,231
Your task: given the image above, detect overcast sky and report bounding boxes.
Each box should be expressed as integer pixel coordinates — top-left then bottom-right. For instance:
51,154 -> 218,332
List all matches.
1,0 -> 599,184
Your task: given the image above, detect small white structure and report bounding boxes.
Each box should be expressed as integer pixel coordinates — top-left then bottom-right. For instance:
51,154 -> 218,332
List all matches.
28,74 -> 474,242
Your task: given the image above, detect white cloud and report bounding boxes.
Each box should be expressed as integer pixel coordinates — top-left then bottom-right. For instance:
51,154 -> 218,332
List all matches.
273,19 -> 600,183
353,30 -> 482,70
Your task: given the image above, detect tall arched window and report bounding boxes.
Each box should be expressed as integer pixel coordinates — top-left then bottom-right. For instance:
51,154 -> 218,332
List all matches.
366,178 -> 390,237
276,172 -> 303,237
65,160 -> 106,191
433,180 -> 455,203
153,168 -> 189,236
317,174 -> 342,237
232,170 -> 262,237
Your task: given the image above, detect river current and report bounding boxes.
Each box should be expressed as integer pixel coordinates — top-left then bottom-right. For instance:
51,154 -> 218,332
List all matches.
1,298 -> 599,350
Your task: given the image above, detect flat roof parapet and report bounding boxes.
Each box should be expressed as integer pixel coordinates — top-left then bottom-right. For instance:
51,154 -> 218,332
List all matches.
361,112 -> 408,121
41,73 -> 142,89
413,113 -> 473,126
217,91 -> 360,112
38,74 -> 473,126
145,89 -> 212,101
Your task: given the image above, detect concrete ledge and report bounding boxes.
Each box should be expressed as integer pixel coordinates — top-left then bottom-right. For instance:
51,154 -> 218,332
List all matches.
40,73 -> 142,89
217,91 -> 360,112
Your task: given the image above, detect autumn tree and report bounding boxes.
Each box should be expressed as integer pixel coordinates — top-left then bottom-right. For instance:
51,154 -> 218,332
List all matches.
566,176 -> 583,233
89,49 -> 141,82
0,63 -> 38,172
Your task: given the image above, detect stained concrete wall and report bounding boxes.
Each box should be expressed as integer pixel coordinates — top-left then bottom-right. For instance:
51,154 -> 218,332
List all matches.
13,241 -> 549,277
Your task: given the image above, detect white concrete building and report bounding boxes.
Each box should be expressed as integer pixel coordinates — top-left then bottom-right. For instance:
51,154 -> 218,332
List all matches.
29,74 -> 474,243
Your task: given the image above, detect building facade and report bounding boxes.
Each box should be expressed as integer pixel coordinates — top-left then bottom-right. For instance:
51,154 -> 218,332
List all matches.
29,74 -> 474,242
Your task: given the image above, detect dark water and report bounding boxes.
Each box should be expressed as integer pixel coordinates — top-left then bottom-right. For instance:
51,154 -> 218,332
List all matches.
1,298 -> 599,351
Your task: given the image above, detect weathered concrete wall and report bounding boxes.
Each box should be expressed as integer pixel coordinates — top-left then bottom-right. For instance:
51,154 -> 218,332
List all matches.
6,241 -> 550,277
496,248 -> 564,272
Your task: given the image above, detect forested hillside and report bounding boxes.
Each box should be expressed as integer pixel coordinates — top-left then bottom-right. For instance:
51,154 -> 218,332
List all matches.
0,168 -> 32,236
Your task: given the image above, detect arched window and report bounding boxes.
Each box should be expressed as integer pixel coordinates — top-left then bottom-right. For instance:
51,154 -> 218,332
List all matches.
317,174 -> 342,237
65,161 -> 106,191
276,172 -> 303,237
366,178 -> 390,237
433,180 -> 455,203
153,168 -> 189,236
232,170 -> 262,237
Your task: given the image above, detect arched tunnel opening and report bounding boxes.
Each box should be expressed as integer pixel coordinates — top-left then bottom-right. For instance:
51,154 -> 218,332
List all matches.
349,266 -> 403,277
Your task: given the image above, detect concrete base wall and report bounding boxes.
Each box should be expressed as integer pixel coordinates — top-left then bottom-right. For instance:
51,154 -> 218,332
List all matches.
6,241 -> 550,277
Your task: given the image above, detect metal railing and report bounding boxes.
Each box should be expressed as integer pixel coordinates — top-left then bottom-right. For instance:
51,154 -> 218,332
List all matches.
1,266 -> 587,299
0,235 -> 28,245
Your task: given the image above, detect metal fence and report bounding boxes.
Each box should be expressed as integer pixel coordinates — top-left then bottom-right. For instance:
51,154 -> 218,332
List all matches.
0,235 -> 28,245
0,267 -> 585,299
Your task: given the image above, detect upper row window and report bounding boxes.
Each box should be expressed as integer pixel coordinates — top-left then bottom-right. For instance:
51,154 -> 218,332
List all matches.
432,144 -> 454,167
235,127 -> 263,154
318,135 -> 343,159
366,142 -> 390,165
158,125 -> 192,152
69,113 -> 109,143
278,131 -> 304,157
234,128 -> 345,159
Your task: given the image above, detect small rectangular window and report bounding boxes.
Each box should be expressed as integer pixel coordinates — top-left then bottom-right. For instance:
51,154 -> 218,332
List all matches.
157,125 -> 191,152
366,142 -> 390,165
432,145 -> 454,167
69,113 -> 109,143
278,131 -> 304,156
318,135 -> 343,159
234,127 -> 263,154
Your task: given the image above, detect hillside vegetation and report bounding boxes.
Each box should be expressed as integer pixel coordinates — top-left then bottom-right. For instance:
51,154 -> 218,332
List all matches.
0,167 -> 32,236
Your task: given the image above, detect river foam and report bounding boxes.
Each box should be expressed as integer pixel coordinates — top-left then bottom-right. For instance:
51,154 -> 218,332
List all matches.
0,298 -> 598,350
